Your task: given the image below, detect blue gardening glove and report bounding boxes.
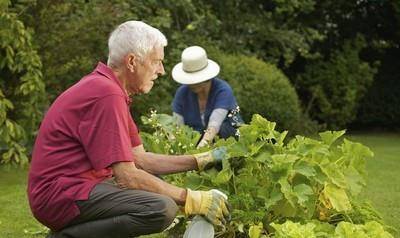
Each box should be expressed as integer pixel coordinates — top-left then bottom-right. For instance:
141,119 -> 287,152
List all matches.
193,147 -> 227,171
185,189 -> 230,226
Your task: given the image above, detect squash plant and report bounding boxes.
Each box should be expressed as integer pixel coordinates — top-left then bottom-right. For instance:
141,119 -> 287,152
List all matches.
140,112 -> 393,238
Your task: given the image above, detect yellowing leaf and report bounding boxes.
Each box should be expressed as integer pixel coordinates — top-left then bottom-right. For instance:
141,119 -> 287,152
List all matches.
249,222 -> 263,238
323,184 -> 351,211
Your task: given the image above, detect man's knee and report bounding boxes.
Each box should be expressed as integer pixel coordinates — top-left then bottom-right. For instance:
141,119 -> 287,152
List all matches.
125,195 -> 178,235
155,195 -> 179,231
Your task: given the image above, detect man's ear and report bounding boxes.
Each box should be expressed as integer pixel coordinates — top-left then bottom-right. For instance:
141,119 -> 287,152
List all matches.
125,53 -> 137,73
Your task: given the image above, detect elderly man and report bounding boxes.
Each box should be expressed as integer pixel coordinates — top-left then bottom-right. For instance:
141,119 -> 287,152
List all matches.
28,20 -> 230,238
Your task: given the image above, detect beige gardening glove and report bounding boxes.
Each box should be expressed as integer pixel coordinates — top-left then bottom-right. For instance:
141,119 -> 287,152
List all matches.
193,147 -> 227,171
185,189 -> 230,226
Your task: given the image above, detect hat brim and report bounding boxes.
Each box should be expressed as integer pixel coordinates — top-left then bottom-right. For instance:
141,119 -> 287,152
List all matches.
172,60 -> 220,85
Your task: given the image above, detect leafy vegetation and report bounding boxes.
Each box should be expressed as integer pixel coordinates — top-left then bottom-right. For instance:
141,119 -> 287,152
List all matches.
140,113 -> 394,237
7,0 -> 397,132
355,49 -> 400,128
0,1 -> 46,165
1,0 -> 399,165
271,220 -> 392,238
294,36 -> 377,129
0,130 -> 398,237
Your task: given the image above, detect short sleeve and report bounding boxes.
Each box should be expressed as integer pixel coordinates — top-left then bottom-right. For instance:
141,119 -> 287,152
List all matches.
128,113 -> 142,147
78,95 -> 133,171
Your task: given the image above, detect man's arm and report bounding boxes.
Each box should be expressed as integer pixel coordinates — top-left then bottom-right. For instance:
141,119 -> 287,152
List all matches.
112,160 -> 230,226
112,161 -> 187,205
132,145 -> 199,175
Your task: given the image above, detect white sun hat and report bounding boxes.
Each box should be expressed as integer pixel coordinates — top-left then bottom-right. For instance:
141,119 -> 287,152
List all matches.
172,46 -> 220,85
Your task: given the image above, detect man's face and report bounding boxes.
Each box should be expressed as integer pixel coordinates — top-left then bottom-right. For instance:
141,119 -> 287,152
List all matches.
127,46 -> 165,94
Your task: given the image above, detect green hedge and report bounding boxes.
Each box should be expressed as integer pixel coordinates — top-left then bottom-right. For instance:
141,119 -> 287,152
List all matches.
354,48 -> 400,129
210,51 -> 301,130
295,36 -> 377,130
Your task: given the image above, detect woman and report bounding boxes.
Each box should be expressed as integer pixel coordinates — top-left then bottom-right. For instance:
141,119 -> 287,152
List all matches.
172,46 -> 243,147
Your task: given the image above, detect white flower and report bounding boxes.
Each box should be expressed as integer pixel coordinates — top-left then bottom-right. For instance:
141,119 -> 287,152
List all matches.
235,130 -> 241,137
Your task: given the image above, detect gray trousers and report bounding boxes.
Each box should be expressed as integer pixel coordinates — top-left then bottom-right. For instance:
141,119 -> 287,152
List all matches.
48,179 -> 178,238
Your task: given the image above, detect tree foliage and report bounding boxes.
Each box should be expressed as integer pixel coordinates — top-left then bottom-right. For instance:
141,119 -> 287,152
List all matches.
21,0 -> 194,121
355,48 -> 400,128
0,1 -> 46,165
16,0 -> 398,131
1,0 -> 399,165
198,0 -> 324,66
294,36 -> 377,129
287,0 -> 400,129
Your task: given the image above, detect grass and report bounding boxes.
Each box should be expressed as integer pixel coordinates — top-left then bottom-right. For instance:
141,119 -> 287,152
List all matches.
0,132 -> 399,237
0,166 -> 164,238
347,133 -> 400,237
0,166 -> 46,238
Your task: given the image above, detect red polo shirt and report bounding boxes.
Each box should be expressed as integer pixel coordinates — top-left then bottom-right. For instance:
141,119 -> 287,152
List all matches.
28,62 -> 142,231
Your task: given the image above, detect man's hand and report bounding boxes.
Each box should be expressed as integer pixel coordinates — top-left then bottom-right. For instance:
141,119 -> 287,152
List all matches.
193,147 -> 227,171
185,189 -> 230,226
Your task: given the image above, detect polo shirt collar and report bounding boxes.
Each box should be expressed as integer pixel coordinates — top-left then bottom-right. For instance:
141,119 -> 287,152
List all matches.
94,62 -> 132,104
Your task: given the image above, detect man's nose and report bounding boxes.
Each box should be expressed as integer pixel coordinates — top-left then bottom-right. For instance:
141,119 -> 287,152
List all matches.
158,63 -> 165,76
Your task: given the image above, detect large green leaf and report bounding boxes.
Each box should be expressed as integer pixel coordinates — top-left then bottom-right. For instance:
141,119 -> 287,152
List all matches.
212,159 -> 233,185
271,221 -> 317,238
343,166 -> 365,196
293,184 -> 314,206
265,186 -> 283,209
278,177 -> 297,207
294,161 -> 316,178
319,130 -> 346,147
320,163 -> 348,188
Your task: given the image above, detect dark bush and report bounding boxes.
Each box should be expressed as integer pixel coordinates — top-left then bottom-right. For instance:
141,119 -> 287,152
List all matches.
209,51 -> 301,131
294,36 -> 377,130
354,47 -> 400,129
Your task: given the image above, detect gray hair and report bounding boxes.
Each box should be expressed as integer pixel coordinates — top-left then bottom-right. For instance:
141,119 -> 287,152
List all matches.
107,21 -> 167,67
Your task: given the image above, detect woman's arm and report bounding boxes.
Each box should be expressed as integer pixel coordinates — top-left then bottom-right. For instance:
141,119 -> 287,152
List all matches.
172,112 -> 184,125
197,108 -> 228,148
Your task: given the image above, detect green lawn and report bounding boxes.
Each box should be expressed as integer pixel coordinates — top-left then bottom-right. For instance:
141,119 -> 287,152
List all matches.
347,133 -> 400,237
0,166 -> 46,238
0,133 -> 399,237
